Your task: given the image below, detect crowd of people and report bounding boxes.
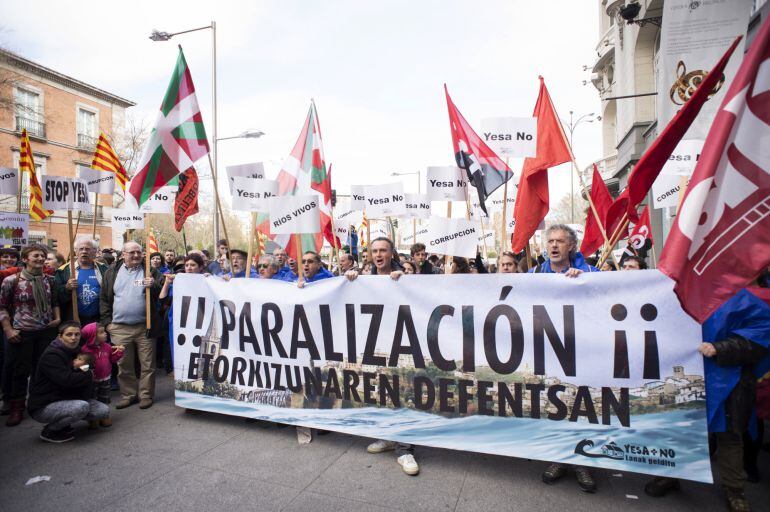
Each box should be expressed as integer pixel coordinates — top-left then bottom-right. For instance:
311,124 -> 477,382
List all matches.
1,223 -> 768,512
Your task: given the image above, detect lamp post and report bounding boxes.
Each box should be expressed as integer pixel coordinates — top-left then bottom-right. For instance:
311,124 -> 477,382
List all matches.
565,111 -> 599,223
150,22 -> 220,248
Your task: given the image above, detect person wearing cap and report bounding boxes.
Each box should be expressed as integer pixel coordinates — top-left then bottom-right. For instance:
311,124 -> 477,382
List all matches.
222,249 -> 257,279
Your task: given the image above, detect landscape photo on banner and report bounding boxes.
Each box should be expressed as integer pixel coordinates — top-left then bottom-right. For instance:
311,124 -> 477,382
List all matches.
172,271 -> 711,483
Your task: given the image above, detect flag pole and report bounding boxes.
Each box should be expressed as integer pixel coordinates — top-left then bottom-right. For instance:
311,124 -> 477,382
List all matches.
16,169 -> 22,213
206,153 -> 235,274
501,157 -> 510,252
444,201 -> 452,274
67,210 -> 79,323
246,213 -> 255,279
181,225 -> 189,257
295,235 -> 304,284
597,214 -> 629,268
145,216 -> 152,331
91,193 -> 99,238
479,216 -> 489,260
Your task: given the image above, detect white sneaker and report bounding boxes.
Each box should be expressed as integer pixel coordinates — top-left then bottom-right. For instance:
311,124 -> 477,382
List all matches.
296,426 -> 312,444
366,439 -> 398,453
397,454 -> 419,476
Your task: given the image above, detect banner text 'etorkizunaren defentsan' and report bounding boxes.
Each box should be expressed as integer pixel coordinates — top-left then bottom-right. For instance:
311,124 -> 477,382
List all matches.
172,271 -> 712,482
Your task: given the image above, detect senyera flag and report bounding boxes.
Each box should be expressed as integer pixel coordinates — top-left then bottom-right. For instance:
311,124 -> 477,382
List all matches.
604,37 -> 742,239
19,129 -> 52,221
129,46 -> 210,207
660,18 -> 770,322
275,101 -> 334,259
91,132 -> 128,191
580,164 -> 613,256
444,85 -> 513,215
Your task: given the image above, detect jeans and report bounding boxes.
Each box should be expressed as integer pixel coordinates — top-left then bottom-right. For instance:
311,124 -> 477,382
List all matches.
396,443 -> 414,456
30,399 -> 109,431
5,327 -> 57,399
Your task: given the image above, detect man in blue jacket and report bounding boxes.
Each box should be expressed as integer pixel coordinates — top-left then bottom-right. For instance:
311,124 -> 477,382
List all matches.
529,224 -> 599,275
296,251 -> 333,286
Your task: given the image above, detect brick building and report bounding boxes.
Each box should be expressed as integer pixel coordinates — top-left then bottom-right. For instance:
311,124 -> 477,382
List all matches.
0,48 -> 134,257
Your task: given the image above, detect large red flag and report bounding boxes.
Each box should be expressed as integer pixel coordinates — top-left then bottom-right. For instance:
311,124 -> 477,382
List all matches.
659,18 -> 770,322
580,165 -> 613,255
604,36 -> 742,238
625,205 -> 653,259
511,77 -> 571,252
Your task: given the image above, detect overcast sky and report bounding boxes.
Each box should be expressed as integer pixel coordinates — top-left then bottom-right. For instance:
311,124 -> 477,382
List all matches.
2,0 -> 603,209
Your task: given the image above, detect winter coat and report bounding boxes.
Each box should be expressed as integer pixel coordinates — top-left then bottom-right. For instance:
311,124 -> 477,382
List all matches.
27,339 -> 93,414
529,252 -> 599,274
80,322 -> 123,380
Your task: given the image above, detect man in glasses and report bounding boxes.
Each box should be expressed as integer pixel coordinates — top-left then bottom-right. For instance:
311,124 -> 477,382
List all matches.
297,251 -> 333,286
56,238 -> 107,325
223,249 -> 257,279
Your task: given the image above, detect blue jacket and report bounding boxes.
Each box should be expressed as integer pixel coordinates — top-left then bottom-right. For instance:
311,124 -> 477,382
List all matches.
702,289 -> 770,433
528,252 -> 599,274
224,268 -> 258,279
305,267 -> 334,283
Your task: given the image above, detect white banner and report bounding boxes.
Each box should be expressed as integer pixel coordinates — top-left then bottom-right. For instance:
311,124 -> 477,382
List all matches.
567,223 -> 585,241
231,178 -> 278,212
0,167 -> 18,196
0,213 -> 29,245
41,176 -> 90,212
657,0 -> 750,138
130,186 -> 176,214
401,226 -> 430,244
426,166 -> 468,201
480,117 -> 537,157
332,219 -> 349,243
111,211 -> 145,231
336,209 -> 363,228
268,194 -> 320,234
226,162 -> 265,194
363,182 -> 406,218
652,175 -> 689,210
426,216 -> 479,258
350,185 -> 366,210
77,165 -> 115,195
172,271 -> 710,482
660,139 -> 704,176
403,193 -> 432,220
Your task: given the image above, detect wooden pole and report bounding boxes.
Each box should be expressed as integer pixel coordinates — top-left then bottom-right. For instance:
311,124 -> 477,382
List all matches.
295,235 -> 304,284
144,215 -> 152,330
67,210 -> 79,323
69,211 -> 82,249
501,157 -> 510,252
246,213 -> 255,279
598,214 -> 629,269
17,169 -> 22,213
91,193 -> 99,238
444,201 -> 452,274
524,245 -> 532,271
479,216 -> 489,260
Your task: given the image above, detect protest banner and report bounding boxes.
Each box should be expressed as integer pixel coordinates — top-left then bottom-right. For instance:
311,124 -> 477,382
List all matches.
172,270 -> 711,482
41,176 -> 90,212
401,226 -> 429,244
226,162 -> 265,194
350,185 -> 367,210
426,166 -> 467,201
127,186 -> 176,214
267,194 -> 320,235
0,213 -> 29,245
363,183 -> 406,218
480,117 -> 537,157
403,193 -> 431,220
231,177 -> 278,212
111,211 -> 145,231
336,208 -> 363,228
426,216 -> 479,258
77,165 -> 115,195
0,167 -> 19,196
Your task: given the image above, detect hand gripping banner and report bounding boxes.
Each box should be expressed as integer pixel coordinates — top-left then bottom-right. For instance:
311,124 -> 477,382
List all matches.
172,271 -> 711,482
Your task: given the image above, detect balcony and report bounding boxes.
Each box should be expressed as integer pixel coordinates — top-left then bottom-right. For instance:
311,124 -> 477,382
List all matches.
585,153 -> 618,180
77,133 -> 98,152
15,116 -> 46,139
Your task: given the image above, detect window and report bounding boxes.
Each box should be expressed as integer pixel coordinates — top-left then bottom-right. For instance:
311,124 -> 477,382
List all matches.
11,151 -> 46,213
77,108 -> 98,149
14,87 -> 45,137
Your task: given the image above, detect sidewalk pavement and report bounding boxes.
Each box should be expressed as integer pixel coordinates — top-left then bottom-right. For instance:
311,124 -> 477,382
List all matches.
2,376 -> 769,512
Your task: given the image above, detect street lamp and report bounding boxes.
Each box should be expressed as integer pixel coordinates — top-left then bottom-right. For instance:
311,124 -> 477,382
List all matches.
565,111 -> 600,223
149,22 -> 220,248
216,130 -> 265,142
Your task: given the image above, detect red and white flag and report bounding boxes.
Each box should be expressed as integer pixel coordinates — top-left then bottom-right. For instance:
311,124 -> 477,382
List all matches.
659,17 -> 770,322
625,205 -> 653,259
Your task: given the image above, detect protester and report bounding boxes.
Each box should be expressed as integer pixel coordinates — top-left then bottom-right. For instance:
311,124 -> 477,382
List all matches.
256,255 -> 281,280
599,260 -> 617,271
643,289 -> 770,511
223,249 -> 258,279
163,250 -> 176,273
530,224 -> 599,276
621,255 -> 647,270
345,237 -> 417,476
410,243 -> 437,274
339,252 -> 358,275
498,251 -> 518,274
27,321 -> 109,443
1,244 -> 61,426
56,238 -> 107,326
451,257 -> 471,274
80,322 -> 124,428
402,260 -> 416,274
44,251 -> 64,275
149,252 -> 163,271
0,247 -> 19,269
296,251 -> 333,287
287,256 -> 298,276
99,241 -> 163,410
206,240 -> 229,276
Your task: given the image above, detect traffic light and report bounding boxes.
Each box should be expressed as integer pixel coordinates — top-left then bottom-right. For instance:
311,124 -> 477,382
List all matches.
331,189 -> 337,207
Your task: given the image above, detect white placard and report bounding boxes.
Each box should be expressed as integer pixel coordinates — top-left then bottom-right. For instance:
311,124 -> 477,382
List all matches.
0,213 -> 29,245
363,182 -> 406,218
0,167 -> 19,196
403,193 -> 432,220
111,211 -> 145,230
652,175 -> 689,210
336,209 -> 363,228
41,176 -> 90,212
660,139 -> 704,176
77,165 -> 115,195
332,219 -> 349,242
134,186 -> 176,214
368,223 -> 390,240
267,194 -> 320,234
480,117 -> 537,157
426,166 -> 468,201
402,226 -> 430,244
350,185 -> 366,210
477,229 -> 494,245
567,223 -> 585,240
231,177 -> 278,212
425,216 -> 479,258
226,163 -> 265,194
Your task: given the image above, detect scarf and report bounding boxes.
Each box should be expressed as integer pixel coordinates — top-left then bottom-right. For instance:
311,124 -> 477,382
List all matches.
21,268 -> 50,317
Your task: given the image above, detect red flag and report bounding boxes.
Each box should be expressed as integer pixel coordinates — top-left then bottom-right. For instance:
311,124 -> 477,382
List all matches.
625,205 -> 653,259
444,85 -> 513,214
511,77 -> 571,252
659,19 -> 770,322
580,165 -> 613,255
174,167 -> 199,232
604,36 -> 742,238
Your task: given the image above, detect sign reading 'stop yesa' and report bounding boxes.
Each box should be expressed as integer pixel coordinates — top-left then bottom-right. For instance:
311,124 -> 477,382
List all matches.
41,176 -> 90,211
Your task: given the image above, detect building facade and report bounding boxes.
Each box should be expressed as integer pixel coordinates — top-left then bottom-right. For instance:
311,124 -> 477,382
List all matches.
0,48 -> 134,256
590,0 -> 768,261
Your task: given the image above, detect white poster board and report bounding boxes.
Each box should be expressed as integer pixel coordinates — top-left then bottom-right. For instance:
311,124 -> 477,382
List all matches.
426,166 -> 467,201
231,178 -> 278,212
0,167 -> 19,196
425,216 -> 479,258
404,193 -> 432,220
226,163 -> 266,194
267,194 -> 320,234
480,117 -> 537,157
660,139 -> 704,176
363,182 -> 406,218
350,185 -> 366,210
0,213 -> 29,245
111,211 -> 145,231
77,165 -> 115,195
652,175 -> 689,210
41,176 -> 90,212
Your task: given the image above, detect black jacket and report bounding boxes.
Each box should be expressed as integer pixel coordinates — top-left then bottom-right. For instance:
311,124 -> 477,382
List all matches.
99,261 -> 164,336
714,335 -> 770,434
28,341 -> 93,414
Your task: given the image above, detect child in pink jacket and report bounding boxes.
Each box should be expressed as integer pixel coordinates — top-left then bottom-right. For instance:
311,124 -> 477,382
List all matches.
81,322 -> 124,427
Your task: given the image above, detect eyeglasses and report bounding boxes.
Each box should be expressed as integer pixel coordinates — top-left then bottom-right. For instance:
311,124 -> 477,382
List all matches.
301,259 -> 317,265
125,251 -> 142,255
258,264 -> 269,269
